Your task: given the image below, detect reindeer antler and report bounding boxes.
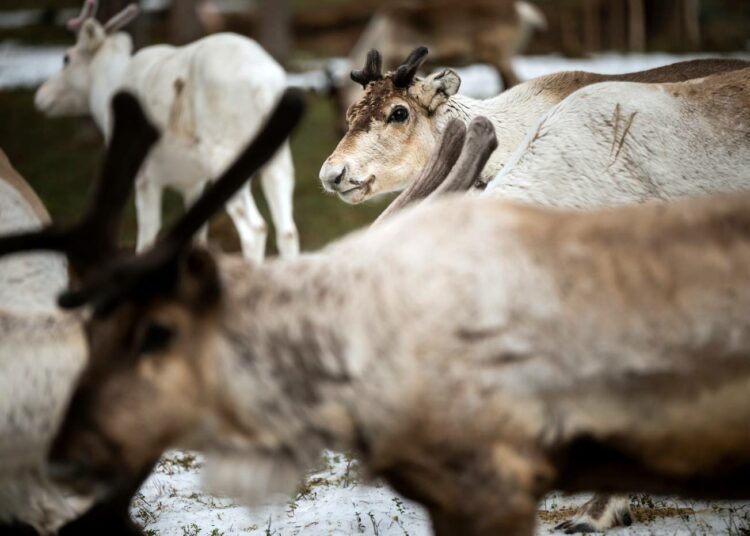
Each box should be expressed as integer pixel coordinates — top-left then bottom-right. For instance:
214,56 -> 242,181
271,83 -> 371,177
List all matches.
67,0 -> 99,32
351,49 -> 384,88
0,92 -> 158,278
393,46 -> 429,88
103,3 -> 140,33
433,116 -> 497,195
374,116 -> 497,226
59,89 -> 306,315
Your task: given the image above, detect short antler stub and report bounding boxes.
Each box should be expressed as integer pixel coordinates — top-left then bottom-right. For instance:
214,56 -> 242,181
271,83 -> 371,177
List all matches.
393,46 -> 429,88
67,0 -> 99,32
103,3 -> 140,33
351,49 -> 384,88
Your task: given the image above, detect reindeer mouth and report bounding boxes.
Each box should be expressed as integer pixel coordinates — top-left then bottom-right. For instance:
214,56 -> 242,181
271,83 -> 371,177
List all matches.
338,176 -> 375,202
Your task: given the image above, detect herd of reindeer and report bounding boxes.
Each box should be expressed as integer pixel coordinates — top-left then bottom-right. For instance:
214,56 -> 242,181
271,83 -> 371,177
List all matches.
1,1 -> 750,535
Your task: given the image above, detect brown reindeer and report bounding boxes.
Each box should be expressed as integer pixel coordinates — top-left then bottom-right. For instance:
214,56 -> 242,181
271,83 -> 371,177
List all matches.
4,94 -> 750,534
321,47 -> 749,204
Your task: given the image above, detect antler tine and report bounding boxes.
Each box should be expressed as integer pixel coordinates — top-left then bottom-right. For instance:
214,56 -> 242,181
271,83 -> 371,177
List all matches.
67,0 -> 98,32
373,119 -> 466,226
432,116 -> 497,197
59,89 -> 306,315
393,46 -> 429,88
72,92 -> 159,269
0,92 -> 158,278
350,49 -> 383,88
103,3 -> 140,33
0,228 -> 70,259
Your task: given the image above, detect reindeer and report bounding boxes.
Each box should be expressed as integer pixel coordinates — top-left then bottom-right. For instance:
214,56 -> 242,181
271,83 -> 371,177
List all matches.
484,66 -> 750,210
0,95 -> 159,535
333,0 -> 547,127
325,50 -> 750,531
0,149 -> 67,312
320,47 -> 748,204
6,94 -> 750,536
35,0 -> 299,262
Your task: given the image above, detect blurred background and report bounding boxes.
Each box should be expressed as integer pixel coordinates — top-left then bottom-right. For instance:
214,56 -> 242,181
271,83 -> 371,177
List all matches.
0,0 -> 748,253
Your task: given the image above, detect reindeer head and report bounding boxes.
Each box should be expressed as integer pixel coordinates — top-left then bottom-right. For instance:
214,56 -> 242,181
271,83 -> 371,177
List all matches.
320,47 -> 462,204
34,0 -> 139,117
0,90 -> 305,492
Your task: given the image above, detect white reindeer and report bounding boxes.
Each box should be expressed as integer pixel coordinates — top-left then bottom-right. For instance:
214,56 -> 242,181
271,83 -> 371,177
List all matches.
484,66 -> 750,209
0,149 -> 86,536
9,94 -> 750,536
320,47 -> 748,203
0,95 -> 160,535
35,0 -> 299,262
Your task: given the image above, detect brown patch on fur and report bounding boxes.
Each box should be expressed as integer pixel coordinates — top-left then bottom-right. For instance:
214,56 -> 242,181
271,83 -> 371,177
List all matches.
532,59 -> 749,102
346,75 -> 409,135
0,148 -> 50,223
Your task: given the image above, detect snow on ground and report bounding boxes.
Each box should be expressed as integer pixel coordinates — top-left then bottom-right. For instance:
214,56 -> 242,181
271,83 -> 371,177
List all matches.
135,450 -> 750,536
2,44 -> 748,95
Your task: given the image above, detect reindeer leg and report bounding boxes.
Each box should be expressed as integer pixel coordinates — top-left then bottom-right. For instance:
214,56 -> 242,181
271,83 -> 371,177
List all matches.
225,185 -> 267,263
555,493 -> 633,533
384,443 -> 547,536
259,142 -> 299,259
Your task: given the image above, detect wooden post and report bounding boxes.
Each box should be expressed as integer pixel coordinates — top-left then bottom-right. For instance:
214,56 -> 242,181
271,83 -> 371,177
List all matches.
168,0 -> 205,46
583,0 -> 601,53
259,0 -> 292,65
627,0 -> 646,51
682,0 -> 701,50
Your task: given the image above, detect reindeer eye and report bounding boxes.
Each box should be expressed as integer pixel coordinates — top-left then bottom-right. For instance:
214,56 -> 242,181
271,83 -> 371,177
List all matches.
137,322 -> 175,355
387,106 -> 409,124
63,53 -> 70,67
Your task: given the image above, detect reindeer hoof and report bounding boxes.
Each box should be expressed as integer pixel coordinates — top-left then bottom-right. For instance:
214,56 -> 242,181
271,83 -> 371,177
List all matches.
555,521 -> 598,533
554,494 -> 632,533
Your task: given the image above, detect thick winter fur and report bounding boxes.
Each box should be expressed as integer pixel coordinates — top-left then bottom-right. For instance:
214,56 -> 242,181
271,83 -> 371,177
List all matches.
35,7 -> 298,261
0,150 -> 67,311
321,58 -> 748,203
53,191 -> 750,536
486,67 -> 750,207
0,153 -> 90,534
0,311 -> 90,535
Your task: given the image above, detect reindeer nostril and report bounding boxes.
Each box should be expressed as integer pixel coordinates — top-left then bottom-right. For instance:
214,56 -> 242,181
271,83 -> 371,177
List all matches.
334,169 -> 345,185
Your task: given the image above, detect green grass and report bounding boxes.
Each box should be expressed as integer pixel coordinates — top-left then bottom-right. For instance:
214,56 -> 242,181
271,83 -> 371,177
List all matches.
0,89 -> 391,254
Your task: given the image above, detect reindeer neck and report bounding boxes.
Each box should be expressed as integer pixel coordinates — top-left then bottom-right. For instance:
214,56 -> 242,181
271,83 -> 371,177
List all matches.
213,255 -> 377,464
437,82 -> 569,181
89,34 -> 133,141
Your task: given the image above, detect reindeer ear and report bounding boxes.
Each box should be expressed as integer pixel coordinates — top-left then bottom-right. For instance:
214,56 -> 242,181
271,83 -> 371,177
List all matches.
78,19 -> 106,52
412,69 -> 461,113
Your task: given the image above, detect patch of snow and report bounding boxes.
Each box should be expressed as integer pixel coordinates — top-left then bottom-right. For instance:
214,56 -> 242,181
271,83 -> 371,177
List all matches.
1,46 -> 748,96
0,43 -> 64,90
134,451 -> 750,536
